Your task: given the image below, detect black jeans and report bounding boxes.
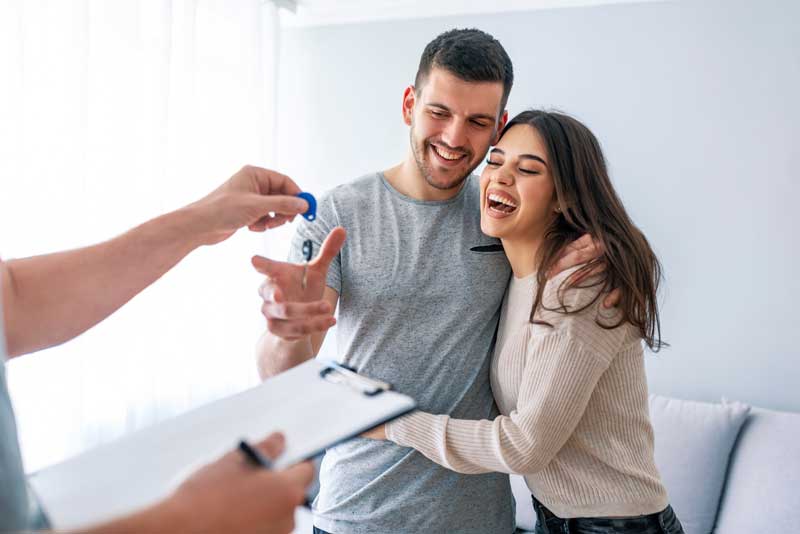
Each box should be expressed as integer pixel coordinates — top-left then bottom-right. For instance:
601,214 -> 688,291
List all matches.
532,496 -> 685,534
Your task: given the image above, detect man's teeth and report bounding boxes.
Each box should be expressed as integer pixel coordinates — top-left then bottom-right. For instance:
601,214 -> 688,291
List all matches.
433,145 -> 463,161
488,193 -> 517,209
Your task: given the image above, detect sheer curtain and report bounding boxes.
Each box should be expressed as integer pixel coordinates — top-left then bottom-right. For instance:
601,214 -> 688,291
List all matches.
0,0 -> 284,473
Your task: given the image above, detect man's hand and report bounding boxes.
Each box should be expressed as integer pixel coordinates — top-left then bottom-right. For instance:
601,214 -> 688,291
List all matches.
92,433 -> 313,534
189,165 -> 311,246
546,234 -> 621,308
253,228 -> 346,341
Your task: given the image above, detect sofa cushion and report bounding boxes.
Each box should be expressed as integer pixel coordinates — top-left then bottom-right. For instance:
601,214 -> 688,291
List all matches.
510,474 -> 536,531
648,395 -> 750,534
714,405 -> 800,533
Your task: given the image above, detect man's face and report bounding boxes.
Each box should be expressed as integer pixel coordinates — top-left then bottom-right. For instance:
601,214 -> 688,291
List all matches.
404,68 -> 508,192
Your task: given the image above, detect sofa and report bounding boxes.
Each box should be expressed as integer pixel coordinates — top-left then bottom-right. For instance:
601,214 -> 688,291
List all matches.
513,395 -> 800,534
293,395 -> 800,534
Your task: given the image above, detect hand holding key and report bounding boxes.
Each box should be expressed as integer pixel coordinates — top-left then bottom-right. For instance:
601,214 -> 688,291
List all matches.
252,227 -> 346,341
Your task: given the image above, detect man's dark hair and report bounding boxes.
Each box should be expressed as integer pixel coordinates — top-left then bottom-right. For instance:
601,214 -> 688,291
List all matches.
415,28 -> 514,114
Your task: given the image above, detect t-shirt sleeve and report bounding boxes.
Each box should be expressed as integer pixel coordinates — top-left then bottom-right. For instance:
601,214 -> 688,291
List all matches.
286,191 -> 342,294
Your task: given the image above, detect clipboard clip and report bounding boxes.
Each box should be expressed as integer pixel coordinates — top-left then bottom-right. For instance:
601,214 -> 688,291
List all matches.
319,361 -> 392,397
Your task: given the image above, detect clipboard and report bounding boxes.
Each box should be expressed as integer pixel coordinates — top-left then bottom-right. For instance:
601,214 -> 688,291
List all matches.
28,358 -> 416,530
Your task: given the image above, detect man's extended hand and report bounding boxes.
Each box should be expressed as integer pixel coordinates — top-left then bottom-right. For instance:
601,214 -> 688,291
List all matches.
253,228 -> 346,341
190,165 -> 311,246
547,234 -> 621,308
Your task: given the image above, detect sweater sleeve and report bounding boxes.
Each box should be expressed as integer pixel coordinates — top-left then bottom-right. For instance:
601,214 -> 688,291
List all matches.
386,269 -> 635,475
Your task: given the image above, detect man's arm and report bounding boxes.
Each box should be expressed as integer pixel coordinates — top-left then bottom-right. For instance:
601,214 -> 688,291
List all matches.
0,165 -> 309,358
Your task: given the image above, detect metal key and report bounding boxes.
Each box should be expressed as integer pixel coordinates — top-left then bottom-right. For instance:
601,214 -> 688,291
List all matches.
301,239 -> 313,290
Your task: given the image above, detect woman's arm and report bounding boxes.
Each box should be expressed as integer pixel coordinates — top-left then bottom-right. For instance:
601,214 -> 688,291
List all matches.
386,271 -> 634,475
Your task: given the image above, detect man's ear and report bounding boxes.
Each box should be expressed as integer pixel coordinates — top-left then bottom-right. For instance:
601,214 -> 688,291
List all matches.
492,110 -> 509,145
402,85 -> 416,126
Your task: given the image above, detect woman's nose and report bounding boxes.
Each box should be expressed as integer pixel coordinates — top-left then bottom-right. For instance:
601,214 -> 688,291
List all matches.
490,168 -> 514,185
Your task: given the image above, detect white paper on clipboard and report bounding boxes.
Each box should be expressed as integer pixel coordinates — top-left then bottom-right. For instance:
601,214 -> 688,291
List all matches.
29,359 -> 416,530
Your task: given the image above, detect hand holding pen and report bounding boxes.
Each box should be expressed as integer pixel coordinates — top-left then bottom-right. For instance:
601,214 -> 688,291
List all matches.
252,227 -> 346,341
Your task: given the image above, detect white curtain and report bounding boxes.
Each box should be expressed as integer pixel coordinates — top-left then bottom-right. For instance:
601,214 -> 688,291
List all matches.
0,0 -> 284,473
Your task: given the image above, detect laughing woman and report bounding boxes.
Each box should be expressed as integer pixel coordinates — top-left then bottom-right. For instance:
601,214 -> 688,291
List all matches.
366,110 -> 684,534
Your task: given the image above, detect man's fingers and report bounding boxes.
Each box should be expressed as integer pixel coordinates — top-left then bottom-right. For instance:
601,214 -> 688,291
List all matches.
255,433 -> 286,461
547,251 -> 578,279
603,288 -> 622,309
252,255 -> 293,278
311,227 -> 346,272
569,262 -> 606,285
266,316 -> 336,339
262,300 -> 332,320
564,233 -> 594,253
254,194 -> 308,216
246,165 -> 302,197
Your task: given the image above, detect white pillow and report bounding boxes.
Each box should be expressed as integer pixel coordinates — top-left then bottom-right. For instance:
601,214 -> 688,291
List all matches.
649,394 -> 750,534
510,474 -> 536,531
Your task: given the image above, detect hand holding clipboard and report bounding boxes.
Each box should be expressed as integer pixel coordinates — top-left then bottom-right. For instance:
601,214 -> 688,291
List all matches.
30,359 -> 416,531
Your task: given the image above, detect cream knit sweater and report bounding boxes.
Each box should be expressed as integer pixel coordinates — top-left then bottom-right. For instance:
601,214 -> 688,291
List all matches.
386,269 -> 669,518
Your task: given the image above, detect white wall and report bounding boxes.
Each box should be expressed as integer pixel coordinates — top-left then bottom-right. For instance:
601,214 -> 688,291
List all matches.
275,0 -> 800,411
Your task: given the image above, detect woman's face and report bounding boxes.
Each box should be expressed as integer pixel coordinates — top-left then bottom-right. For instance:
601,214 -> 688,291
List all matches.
479,124 -> 558,240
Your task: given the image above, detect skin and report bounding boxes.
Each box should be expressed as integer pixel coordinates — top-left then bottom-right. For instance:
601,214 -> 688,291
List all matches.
1,165 -> 314,533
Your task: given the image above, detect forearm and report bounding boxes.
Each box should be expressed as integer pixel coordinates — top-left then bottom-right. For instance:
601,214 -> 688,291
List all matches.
1,206 -> 207,357
256,330 -> 315,379
387,334 -> 610,475
387,411 -> 537,475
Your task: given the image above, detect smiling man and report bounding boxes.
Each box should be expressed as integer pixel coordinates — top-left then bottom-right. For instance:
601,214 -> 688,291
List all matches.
253,29 -> 516,534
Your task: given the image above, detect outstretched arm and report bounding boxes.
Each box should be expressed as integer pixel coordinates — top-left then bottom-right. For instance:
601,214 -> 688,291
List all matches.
1,165 -> 309,358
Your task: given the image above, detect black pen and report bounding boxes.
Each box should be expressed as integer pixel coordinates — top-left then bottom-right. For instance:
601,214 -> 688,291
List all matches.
238,439 -> 273,469
238,439 -> 313,509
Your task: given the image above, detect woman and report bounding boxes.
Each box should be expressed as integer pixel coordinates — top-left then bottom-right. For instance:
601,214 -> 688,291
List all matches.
366,110 -> 684,533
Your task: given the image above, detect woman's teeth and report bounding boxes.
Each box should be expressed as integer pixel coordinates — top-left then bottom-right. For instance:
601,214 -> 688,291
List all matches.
432,145 -> 463,161
487,193 -> 518,213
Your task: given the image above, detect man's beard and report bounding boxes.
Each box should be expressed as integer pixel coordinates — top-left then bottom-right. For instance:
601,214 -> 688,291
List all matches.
410,126 -> 479,191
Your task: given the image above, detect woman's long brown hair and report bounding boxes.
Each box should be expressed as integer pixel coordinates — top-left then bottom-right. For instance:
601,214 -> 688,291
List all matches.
505,110 -> 666,351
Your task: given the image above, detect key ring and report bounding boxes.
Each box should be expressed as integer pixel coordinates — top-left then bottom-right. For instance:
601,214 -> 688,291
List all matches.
301,239 -> 313,290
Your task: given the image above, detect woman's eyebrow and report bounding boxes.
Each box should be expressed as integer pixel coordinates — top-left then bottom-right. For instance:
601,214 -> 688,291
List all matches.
490,148 -> 548,167
519,154 -> 548,166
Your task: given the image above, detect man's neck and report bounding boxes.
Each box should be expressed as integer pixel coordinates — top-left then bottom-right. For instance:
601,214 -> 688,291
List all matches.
383,156 -> 465,202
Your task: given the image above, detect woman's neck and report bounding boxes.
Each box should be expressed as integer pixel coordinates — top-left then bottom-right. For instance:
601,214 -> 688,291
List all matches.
501,235 -> 543,279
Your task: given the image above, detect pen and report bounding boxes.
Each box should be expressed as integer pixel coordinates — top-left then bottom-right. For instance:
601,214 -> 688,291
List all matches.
238,439 -> 273,470
238,439 -> 313,509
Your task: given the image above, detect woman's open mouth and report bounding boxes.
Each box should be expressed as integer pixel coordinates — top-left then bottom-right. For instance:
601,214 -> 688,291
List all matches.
486,190 -> 518,218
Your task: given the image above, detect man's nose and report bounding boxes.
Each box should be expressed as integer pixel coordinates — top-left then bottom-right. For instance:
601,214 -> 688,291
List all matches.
440,119 -> 468,151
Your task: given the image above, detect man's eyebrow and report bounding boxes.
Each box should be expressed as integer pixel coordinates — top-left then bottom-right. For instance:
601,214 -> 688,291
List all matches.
427,102 -> 496,122
489,148 -> 548,166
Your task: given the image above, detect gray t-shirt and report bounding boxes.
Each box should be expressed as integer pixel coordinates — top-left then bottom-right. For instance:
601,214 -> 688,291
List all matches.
0,299 -> 31,532
289,173 -> 515,534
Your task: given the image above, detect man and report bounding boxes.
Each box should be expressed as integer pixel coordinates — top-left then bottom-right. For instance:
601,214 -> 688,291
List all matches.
254,29 -> 606,533
1,165 -> 314,533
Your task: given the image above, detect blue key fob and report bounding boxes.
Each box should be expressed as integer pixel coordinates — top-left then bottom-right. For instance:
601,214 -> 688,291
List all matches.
296,192 -> 317,222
